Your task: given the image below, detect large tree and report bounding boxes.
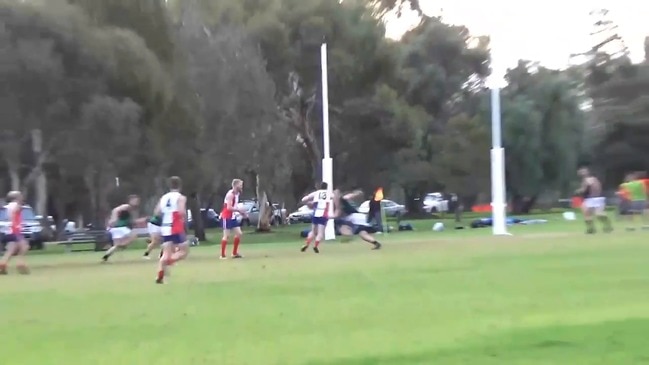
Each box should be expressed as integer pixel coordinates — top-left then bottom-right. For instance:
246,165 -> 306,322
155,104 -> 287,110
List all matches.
499,61 -> 587,212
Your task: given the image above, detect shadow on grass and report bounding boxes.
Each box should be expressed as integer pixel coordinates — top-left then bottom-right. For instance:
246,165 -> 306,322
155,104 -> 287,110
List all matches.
305,317 -> 649,365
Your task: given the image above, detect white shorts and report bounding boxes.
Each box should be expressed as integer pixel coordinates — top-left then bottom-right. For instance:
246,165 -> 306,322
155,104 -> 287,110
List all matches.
347,213 -> 369,226
109,227 -> 132,240
147,223 -> 161,235
583,197 -> 606,209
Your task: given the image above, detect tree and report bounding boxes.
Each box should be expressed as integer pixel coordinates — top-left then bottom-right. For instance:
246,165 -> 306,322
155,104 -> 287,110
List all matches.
498,62 -> 587,213
392,15 -> 490,203
67,96 -> 141,225
579,9 -> 649,186
176,3 -> 292,233
432,113 -> 490,203
369,0 -> 422,17
0,0 -> 175,227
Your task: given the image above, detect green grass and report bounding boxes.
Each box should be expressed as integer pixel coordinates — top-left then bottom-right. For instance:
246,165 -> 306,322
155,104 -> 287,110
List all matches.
2,215 -> 649,365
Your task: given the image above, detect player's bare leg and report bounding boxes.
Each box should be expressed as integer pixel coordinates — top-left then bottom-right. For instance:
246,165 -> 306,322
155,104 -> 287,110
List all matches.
220,229 -> 230,259
358,230 -> 381,250
14,239 -> 30,274
102,232 -> 136,262
313,224 -> 325,253
582,206 -> 595,234
594,206 -> 613,233
301,225 -> 317,252
143,234 -> 161,259
0,242 -> 17,274
172,242 -> 190,262
156,241 -> 175,284
338,224 -> 354,242
231,227 -> 243,258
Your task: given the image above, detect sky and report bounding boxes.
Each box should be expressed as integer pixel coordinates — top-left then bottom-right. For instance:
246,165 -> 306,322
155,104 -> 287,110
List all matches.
385,0 -> 649,82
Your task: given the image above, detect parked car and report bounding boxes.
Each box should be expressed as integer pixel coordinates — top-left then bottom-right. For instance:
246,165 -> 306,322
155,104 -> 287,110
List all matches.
357,199 -> 407,217
288,205 -> 313,224
422,193 -> 449,213
0,205 -> 46,249
187,208 -> 221,229
240,202 -> 284,227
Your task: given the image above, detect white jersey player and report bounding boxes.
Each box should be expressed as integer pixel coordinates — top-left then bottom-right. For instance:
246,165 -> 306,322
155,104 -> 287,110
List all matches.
155,176 -> 188,284
300,182 -> 332,253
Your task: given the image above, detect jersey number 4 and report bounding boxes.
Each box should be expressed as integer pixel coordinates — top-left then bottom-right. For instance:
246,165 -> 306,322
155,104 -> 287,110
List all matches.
166,199 -> 172,207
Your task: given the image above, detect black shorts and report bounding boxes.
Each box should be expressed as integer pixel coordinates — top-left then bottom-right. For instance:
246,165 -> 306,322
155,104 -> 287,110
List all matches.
336,218 -> 376,234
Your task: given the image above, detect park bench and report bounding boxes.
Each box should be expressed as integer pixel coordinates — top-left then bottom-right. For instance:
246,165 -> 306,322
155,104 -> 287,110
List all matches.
58,229 -> 112,253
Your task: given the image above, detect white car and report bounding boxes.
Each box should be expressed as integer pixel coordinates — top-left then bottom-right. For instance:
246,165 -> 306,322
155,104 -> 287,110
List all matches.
288,205 -> 313,224
357,200 -> 407,217
422,193 -> 449,213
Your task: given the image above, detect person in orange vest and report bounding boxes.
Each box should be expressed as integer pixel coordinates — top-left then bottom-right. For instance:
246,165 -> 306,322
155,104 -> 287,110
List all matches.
618,172 -> 649,231
617,173 -> 633,226
367,187 -> 383,231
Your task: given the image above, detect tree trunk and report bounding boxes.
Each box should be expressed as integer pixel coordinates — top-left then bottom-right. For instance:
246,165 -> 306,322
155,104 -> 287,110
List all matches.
30,129 -> 47,215
188,192 -> 206,241
35,172 -> 47,216
84,168 -> 100,228
511,194 -> 523,215
97,170 -> 112,229
8,162 -> 20,192
255,174 -> 272,232
52,192 -> 67,240
521,195 -> 538,214
510,194 -> 537,214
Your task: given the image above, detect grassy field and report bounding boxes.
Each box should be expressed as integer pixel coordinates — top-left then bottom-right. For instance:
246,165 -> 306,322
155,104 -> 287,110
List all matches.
2,215 -> 649,365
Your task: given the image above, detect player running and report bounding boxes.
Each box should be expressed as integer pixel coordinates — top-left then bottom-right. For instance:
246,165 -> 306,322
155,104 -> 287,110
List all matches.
301,182 -> 332,253
333,189 -> 381,250
576,167 -> 613,234
0,191 -> 30,274
156,176 -> 189,284
220,179 -> 247,259
142,213 -> 163,259
102,194 -> 141,262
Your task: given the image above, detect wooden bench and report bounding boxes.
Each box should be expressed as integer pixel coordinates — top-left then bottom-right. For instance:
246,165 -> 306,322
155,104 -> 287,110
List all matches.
58,230 -> 112,253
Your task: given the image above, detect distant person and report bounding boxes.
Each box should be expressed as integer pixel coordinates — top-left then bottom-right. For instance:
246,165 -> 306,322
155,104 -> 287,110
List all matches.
333,189 -> 381,250
617,173 -> 632,224
575,167 -> 613,234
301,182 -> 332,254
155,176 -> 189,284
102,194 -> 141,262
618,172 -> 648,231
0,191 -> 30,275
367,188 -> 383,231
220,179 -> 247,259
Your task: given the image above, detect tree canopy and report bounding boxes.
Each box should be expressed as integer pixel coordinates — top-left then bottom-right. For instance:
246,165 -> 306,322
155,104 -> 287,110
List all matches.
0,0 -> 636,228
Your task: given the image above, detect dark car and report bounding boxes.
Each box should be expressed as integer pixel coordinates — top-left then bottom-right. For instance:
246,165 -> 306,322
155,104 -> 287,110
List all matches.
0,205 -> 45,250
187,208 -> 221,229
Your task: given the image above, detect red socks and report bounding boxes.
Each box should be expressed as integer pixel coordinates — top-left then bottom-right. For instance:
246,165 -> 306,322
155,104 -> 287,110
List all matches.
221,237 -> 242,256
221,239 -> 227,257
233,236 -> 240,256
314,240 -> 320,248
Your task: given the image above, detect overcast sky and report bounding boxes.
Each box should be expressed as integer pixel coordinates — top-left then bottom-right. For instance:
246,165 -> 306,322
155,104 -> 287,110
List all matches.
385,0 -> 649,81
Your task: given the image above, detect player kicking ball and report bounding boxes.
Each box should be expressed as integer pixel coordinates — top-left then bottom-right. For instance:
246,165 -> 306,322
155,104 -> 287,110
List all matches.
333,189 -> 381,250
301,182 -> 333,253
155,176 -> 190,284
